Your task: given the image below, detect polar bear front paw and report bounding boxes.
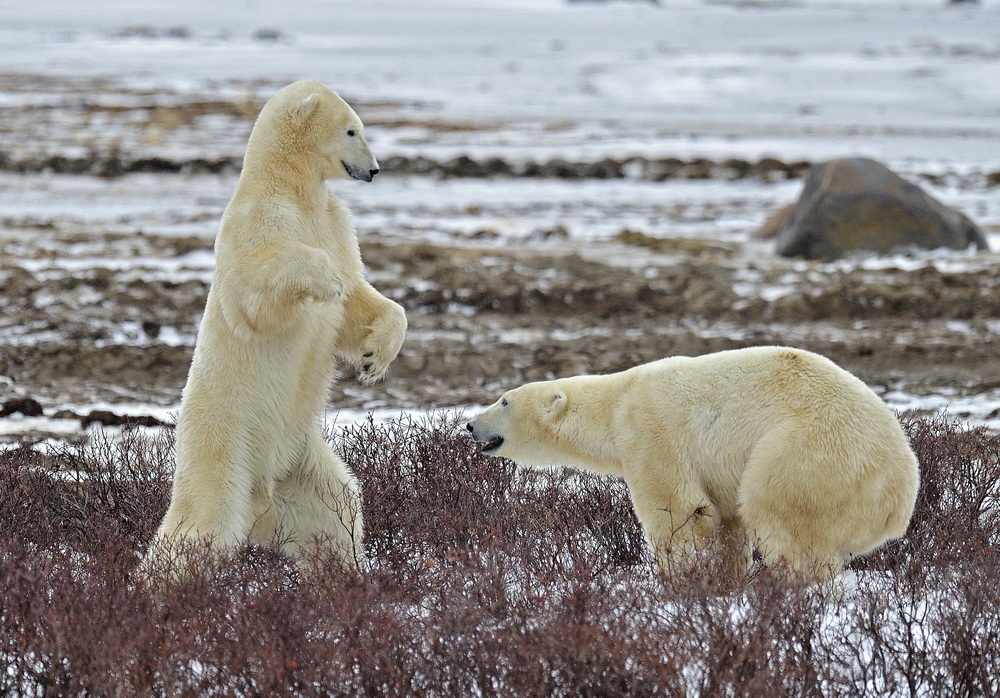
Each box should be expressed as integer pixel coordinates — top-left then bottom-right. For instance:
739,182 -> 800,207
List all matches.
301,270 -> 344,305
357,303 -> 407,385
295,249 -> 345,304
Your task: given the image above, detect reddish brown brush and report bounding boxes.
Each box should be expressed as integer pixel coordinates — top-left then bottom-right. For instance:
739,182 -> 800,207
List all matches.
0,413 -> 997,696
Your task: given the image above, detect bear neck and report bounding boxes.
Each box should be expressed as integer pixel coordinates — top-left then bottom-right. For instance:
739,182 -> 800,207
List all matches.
554,376 -> 625,475
241,129 -> 330,205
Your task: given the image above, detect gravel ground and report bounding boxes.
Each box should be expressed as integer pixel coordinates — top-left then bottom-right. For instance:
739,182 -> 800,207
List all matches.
2,75 -> 999,443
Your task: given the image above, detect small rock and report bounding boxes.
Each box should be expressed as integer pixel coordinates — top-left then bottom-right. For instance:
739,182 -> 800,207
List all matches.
142,321 -> 162,339
482,157 -> 513,177
645,158 -> 684,181
542,158 -> 578,179
0,397 -> 44,418
581,158 -> 622,179
81,410 -> 169,428
531,225 -> 570,240
253,28 -> 283,42
678,158 -> 713,180
720,158 -> 753,180
82,410 -> 119,427
445,155 -> 483,178
751,157 -> 789,181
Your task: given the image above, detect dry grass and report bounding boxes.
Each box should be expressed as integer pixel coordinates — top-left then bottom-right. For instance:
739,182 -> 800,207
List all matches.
1,413 -> 998,696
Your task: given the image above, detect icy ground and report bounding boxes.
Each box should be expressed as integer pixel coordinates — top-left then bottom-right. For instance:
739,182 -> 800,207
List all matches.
1,0 -> 999,444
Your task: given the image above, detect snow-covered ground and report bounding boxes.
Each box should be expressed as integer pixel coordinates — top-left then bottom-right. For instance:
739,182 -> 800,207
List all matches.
2,0 -> 999,166
2,0 -> 1000,444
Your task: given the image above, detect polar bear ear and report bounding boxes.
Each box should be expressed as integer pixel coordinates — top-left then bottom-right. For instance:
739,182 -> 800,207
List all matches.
547,391 -> 568,417
292,93 -> 321,122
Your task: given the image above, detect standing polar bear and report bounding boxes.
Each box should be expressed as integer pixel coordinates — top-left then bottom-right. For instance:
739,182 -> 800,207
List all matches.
143,80 -> 406,580
468,346 -> 919,581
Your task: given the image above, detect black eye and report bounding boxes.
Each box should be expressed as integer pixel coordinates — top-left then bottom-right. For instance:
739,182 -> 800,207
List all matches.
347,129 -> 356,137
501,398 -> 508,407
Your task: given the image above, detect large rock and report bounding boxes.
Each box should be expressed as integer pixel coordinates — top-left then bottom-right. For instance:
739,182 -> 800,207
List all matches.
775,157 -> 988,260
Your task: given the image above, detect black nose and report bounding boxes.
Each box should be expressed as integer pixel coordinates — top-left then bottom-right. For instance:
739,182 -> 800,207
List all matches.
466,423 -> 473,432
369,168 -> 380,179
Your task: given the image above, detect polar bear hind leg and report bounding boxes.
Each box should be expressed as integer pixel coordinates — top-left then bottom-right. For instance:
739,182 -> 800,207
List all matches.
250,429 -> 364,568
141,440 -> 259,583
738,423 -> 854,581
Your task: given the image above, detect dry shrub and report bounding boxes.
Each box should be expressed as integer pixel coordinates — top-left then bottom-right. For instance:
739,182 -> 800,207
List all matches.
0,413 -> 998,696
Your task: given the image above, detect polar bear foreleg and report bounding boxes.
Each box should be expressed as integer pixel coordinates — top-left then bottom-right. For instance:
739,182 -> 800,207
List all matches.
251,430 -> 365,569
225,242 -> 345,337
630,488 -> 737,578
633,486 -> 721,574
336,281 -> 407,385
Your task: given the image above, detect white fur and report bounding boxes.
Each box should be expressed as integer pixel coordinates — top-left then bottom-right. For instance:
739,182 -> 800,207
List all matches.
468,346 -> 920,581
143,80 -> 406,581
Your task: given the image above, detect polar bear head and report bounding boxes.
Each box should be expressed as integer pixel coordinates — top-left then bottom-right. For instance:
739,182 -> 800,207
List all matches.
248,79 -> 379,182
466,381 -> 575,467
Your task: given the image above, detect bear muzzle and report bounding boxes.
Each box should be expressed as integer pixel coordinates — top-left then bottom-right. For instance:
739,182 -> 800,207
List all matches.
342,160 -> 380,182
466,422 -> 504,454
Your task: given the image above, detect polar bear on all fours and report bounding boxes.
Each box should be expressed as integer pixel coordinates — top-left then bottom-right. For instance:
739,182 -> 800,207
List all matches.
142,80 -> 407,581
467,346 -> 920,581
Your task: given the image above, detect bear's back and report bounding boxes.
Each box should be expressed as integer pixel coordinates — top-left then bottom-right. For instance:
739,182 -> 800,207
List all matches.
631,346 -> 893,427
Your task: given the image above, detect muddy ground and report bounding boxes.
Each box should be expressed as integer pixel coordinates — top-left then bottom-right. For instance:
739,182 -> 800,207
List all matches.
4,230 -> 1000,437
2,76 -> 1000,442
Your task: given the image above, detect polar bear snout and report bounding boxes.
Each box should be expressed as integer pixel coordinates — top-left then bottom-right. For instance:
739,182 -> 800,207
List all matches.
466,421 -> 505,454
336,130 -> 379,182
342,160 -> 380,182
483,435 -> 504,452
